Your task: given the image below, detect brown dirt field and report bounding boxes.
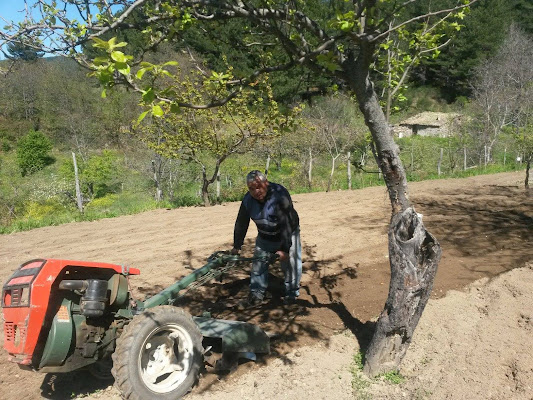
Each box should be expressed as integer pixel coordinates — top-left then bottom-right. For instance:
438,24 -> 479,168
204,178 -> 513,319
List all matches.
0,171 -> 531,399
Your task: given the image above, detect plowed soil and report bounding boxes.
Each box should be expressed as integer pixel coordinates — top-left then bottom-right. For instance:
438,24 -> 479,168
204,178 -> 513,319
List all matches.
0,171 -> 531,399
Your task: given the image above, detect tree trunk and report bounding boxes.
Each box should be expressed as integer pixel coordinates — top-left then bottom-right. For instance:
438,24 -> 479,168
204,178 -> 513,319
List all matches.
347,151 -> 352,190
347,47 -> 441,376
463,147 -> 467,171
265,154 -> 271,177
72,152 -> 83,213
152,159 -> 163,202
216,169 -> 221,204
526,155 -> 531,189
363,207 -> 441,376
201,166 -> 210,207
327,156 -> 336,192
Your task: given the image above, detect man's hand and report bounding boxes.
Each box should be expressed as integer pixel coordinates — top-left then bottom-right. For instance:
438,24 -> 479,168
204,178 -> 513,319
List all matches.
276,250 -> 288,262
231,248 -> 240,255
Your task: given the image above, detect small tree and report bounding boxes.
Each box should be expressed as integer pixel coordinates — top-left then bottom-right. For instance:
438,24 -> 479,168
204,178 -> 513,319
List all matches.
16,130 -> 53,176
471,25 -> 533,169
134,68 -> 299,206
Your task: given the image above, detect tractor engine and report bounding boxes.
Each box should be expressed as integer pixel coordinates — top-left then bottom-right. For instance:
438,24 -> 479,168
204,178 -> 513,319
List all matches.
2,259 -> 139,373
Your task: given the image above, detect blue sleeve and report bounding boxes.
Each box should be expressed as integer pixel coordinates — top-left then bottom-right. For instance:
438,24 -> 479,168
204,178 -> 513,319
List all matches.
233,199 -> 250,250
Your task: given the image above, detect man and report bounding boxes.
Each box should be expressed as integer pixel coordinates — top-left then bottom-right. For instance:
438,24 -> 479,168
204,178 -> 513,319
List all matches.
232,170 -> 302,305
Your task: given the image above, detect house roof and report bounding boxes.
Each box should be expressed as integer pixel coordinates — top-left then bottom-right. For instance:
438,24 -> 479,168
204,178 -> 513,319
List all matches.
400,112 -> 461,127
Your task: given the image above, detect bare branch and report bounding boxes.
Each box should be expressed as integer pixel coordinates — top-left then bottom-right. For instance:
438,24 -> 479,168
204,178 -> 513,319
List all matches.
371,0 -> 480,43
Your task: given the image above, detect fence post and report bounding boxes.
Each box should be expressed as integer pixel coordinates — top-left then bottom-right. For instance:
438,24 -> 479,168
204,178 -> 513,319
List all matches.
438,148 -> 443,176
347,151 -> 352,190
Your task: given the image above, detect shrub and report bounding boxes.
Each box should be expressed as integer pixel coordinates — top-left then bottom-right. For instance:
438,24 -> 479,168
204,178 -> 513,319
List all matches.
16,130 -> 54,176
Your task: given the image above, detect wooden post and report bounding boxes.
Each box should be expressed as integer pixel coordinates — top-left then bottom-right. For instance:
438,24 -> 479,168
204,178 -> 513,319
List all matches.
437,148 -> 443,176
504,148 -> 507,166
347,151 -> 352,190
308,148 -> 313,188
72,152 -> 83,213
411,144 -> 414,174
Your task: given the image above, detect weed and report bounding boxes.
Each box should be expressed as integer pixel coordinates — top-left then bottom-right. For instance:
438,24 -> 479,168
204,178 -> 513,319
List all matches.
380,370 -> 405,384
350,351 -> 371,399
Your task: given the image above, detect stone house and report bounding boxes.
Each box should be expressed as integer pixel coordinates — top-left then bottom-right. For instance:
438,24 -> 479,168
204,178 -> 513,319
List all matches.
392,112 -> 462,138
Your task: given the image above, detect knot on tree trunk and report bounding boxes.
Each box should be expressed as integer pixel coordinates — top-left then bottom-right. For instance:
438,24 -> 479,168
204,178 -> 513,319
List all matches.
363,207 -> 441,377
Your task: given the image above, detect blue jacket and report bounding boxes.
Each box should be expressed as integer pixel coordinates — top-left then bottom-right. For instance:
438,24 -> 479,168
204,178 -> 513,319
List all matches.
233,182 -> 299,253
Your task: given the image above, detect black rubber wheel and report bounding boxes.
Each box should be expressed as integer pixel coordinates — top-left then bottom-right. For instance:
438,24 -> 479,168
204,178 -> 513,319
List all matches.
111,306 -> 203,400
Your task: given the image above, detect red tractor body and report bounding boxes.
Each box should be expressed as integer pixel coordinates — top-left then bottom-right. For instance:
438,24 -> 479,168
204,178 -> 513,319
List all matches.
2,259 -> 139,367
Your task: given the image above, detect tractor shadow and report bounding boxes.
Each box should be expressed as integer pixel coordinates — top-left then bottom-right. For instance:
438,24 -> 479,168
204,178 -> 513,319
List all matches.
40,369 -> 113,399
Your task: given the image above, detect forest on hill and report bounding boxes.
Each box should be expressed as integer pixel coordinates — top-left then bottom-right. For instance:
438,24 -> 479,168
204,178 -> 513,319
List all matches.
0,0 -> 531,233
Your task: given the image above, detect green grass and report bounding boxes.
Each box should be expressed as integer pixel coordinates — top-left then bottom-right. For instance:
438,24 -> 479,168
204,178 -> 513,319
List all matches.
351,352 -> 371,399
380,370 -> 405,384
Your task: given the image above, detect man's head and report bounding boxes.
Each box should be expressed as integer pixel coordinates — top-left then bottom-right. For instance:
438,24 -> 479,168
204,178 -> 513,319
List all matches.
246,170 -> 268,202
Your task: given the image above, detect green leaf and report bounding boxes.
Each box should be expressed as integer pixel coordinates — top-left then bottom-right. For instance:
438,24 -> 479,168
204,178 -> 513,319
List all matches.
111,51 -> 127,63
136,68 -> 147,80
152,105 -> 164,117
93,57 -> 109,66
137,110 -> 149,123
170,103 -> 180,113
142,88 -> 156,103
101,89 -> 107,98
116,63 -> 130,76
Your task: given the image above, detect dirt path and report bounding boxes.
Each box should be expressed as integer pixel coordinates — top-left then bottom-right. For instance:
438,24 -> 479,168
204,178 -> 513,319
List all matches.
0,171 -> 531,399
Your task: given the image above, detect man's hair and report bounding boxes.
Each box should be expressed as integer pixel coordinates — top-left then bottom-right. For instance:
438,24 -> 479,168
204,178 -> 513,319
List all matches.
246,170 -> 267,184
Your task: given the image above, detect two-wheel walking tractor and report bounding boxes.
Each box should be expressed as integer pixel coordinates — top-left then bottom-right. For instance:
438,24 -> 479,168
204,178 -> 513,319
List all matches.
2,252 -> 273,399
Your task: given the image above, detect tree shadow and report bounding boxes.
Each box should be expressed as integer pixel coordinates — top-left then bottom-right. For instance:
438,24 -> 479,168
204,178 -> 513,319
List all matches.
413,184 -> 532,276
176,243 -> 375,394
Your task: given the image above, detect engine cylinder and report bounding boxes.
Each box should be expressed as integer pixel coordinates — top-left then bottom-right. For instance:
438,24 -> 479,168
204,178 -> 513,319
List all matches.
80,279 -> 108,317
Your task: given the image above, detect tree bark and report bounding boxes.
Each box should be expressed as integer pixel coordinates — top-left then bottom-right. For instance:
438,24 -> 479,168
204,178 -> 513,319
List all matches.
265,153 -> 271,177
346,46 -> 441,376
72,152 -> 83,213
216,169 -> 221,204
363,207 -> 441,376
152,158 -> 163,202
327,155 -> 338,192
526,155 -> 531,189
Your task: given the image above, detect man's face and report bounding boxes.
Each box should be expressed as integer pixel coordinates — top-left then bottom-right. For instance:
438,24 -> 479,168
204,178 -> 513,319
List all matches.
248,178 -> 268,202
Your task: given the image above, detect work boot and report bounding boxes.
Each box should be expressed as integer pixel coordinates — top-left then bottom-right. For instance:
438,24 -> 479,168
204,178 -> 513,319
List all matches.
236,293 -> 264,309
247,293 -> 265,307
282,296 -> 297,305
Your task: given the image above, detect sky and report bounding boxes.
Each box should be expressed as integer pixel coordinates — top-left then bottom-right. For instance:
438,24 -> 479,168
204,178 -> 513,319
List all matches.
0,1 -> 33,25
0,1 -> 88,59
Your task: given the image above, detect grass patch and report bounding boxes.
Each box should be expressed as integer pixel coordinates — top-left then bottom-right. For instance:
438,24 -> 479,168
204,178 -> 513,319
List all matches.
380,370 -> 405,384
351,352 -> 371,399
